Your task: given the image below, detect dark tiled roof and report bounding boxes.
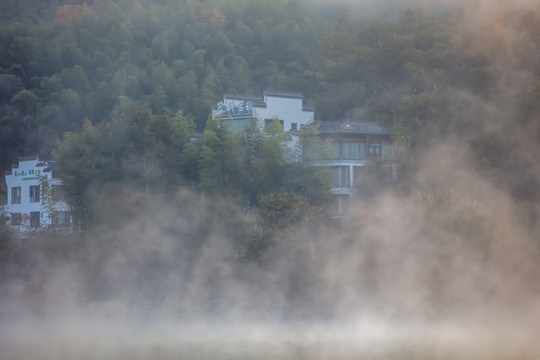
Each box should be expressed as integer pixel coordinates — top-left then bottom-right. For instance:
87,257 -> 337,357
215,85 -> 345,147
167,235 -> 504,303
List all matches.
263,90 -> 304,99
223,91 -> 308,108
19,155 -> 39,161
318,119 -> 390,135
222,94 -> 266,107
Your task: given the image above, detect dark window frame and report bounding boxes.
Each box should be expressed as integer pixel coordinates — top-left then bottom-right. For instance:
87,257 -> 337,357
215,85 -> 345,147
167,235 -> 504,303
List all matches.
29,185 -> 40,203
330,166 -> 350,187
11,187 -> 21,204
30,211 -> 40,228
369,142 -> 382,157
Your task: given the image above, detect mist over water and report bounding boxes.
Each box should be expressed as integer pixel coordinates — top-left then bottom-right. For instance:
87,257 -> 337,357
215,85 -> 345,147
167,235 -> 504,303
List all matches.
2,0 -> 540,359
2,147 -> 539,358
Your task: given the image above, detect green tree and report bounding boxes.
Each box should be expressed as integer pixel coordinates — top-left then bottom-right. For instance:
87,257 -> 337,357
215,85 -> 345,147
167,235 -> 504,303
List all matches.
10,89 -> 41,114
59,88 -> 82,123
121,108 -> 183,193
53,120 -> 105,230
197,120 -> 224,194
240,190 -> 325,262
253,134 -> 285,194
0,198 -> 15,270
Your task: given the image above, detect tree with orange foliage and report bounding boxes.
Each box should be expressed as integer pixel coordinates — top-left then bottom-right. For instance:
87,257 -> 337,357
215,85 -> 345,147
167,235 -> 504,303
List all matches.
199,8 -> 225,24
53,3 -> 90,26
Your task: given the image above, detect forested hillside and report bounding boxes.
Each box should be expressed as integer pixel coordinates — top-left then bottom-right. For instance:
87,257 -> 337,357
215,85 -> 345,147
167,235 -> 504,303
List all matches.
1,0 -> 326,170
1,0 -> 523,172
2,2 -> 540,352
1,0 -> 540,221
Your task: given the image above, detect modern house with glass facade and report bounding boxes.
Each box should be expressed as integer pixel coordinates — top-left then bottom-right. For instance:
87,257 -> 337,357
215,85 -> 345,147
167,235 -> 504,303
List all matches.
2,156 -> 70,231
303,119 -> 396,218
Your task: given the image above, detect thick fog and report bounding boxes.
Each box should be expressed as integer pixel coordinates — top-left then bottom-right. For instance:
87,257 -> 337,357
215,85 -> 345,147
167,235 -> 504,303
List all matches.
2,150 -> 539,358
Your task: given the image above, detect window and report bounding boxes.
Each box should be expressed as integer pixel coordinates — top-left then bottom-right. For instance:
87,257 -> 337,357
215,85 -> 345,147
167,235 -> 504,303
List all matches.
291,123 -> 298,131
11,187 -> 21,204
29,185 -> 40,203
369,142 -> 381,157
11,213 -> 22,226
30,211 -> 40,228
330,166 -> 350,187
51,211 -> 70,225
342,142 -> 366,160
52,185 -> 67,202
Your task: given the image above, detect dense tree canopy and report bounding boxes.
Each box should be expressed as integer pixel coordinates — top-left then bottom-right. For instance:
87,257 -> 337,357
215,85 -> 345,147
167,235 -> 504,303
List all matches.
1,0 -> 540,246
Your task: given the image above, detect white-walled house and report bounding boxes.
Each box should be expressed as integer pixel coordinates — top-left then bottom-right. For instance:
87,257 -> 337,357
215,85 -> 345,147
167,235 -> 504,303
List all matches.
2,157 -> 70,231
212,91 -> 314,133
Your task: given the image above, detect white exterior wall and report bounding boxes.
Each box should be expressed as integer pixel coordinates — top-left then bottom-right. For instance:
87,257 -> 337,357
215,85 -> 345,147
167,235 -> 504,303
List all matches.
215,92 -> 314,133
3,159 -> 70,231
255,95 -> 314,132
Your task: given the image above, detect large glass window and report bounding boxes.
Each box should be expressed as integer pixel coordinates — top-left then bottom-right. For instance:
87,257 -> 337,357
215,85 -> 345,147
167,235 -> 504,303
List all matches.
29,185 -> 40,203
328,141 -> 367,160
330,166 -> 350,187
11,187 -> 21,204
342,142 -> 366,160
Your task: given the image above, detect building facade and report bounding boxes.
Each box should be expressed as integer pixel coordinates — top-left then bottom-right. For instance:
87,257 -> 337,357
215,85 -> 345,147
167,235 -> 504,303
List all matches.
213,93 -> 397,218
212,91 -> 314,133
2,157 -> 70,231
303,119 -> 397,218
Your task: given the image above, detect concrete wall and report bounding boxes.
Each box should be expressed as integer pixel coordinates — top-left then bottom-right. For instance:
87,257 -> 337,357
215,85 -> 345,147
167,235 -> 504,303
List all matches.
216,92 -> 314,133
255,95 -> 313,132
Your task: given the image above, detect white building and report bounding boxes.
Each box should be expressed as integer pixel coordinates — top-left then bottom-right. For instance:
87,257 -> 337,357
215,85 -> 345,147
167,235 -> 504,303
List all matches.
2,156 -> 70,231
212,91 -> 314,133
